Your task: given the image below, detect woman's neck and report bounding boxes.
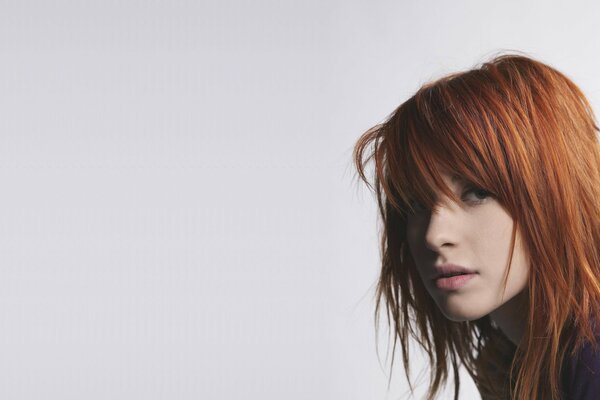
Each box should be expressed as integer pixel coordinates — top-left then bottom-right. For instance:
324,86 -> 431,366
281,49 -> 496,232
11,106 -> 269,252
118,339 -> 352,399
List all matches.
489,288 -> 529,349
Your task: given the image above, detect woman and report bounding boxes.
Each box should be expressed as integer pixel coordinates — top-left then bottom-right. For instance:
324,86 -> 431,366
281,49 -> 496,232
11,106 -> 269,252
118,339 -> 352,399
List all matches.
352,52 -> 600,399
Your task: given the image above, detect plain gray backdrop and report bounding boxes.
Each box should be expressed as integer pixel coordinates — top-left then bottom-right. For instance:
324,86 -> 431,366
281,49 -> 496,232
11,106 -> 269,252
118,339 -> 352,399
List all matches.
1,1 -> 599,399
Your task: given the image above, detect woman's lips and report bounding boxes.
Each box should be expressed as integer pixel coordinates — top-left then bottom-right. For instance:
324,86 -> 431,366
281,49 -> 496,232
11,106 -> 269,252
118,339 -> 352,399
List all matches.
433,263 -> 477,279
434,273 -> 477,290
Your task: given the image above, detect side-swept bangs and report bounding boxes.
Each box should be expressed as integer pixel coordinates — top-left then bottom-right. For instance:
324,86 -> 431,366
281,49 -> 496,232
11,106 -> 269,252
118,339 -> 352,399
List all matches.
366,66 -> 528,217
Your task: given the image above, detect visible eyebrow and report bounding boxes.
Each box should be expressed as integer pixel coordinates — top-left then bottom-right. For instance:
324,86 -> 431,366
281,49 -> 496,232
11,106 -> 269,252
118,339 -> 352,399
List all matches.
451,174 -> 464,184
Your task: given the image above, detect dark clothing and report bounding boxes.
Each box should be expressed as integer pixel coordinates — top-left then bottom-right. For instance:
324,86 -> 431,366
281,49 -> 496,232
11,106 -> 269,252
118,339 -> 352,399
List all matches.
561,336 -> 600,399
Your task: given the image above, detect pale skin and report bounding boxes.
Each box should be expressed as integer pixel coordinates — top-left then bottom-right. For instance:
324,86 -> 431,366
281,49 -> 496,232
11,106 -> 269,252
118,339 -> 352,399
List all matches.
405,172 -> 530,349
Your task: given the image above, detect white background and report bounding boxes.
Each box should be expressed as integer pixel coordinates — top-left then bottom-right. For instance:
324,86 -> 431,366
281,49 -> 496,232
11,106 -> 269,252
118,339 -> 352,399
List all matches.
1,1 -> 599,399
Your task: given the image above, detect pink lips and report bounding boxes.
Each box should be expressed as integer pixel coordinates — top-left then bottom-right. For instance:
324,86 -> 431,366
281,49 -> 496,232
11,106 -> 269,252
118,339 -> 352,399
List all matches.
434,273 -> 477,290
433,263 -> 477,279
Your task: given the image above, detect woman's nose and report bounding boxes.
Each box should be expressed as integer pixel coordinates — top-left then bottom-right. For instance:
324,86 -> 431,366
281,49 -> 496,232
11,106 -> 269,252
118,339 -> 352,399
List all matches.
423,200 -> 459,252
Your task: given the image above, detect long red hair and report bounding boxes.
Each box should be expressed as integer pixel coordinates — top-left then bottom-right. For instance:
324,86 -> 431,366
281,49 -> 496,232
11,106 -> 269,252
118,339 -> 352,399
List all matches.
353,52 -> 600,399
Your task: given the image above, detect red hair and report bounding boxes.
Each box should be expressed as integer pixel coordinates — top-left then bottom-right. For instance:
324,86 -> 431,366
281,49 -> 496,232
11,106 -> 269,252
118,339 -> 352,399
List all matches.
353,52 -> 600,399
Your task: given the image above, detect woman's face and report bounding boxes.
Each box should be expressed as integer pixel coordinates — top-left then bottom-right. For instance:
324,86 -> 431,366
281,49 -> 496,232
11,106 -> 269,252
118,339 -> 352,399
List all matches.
406,172 -> 530,322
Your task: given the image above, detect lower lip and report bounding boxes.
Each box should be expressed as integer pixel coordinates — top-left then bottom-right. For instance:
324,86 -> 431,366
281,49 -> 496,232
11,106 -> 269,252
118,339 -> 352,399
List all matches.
434,273 -> 477,290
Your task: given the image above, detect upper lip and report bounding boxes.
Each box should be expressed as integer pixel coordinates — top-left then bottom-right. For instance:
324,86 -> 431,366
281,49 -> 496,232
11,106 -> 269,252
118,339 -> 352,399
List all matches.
432,264 -> 477,280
